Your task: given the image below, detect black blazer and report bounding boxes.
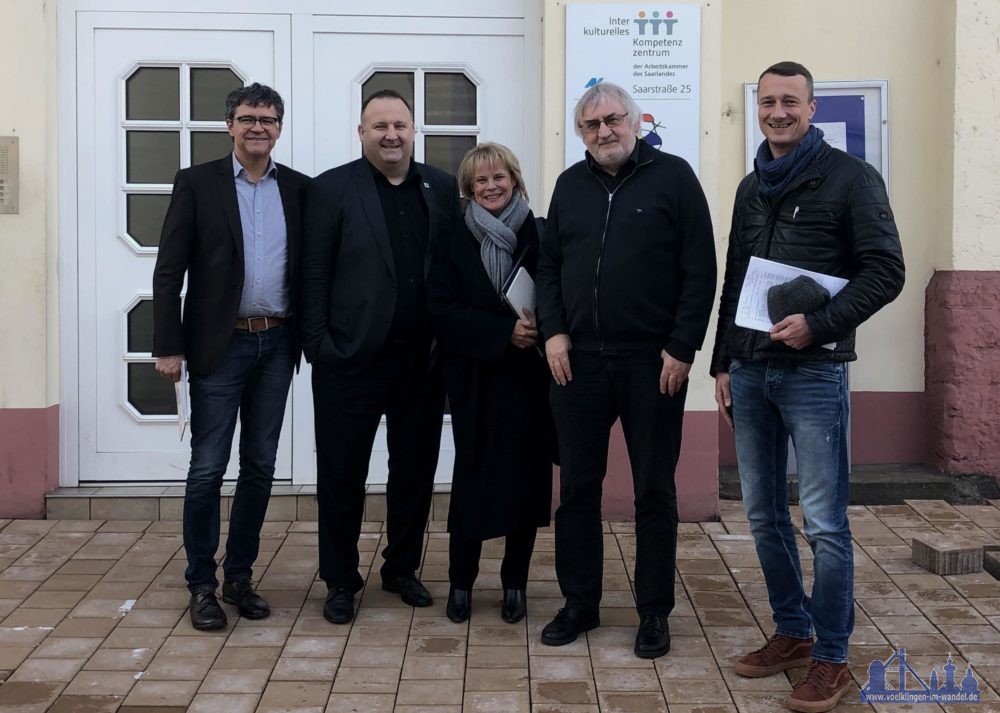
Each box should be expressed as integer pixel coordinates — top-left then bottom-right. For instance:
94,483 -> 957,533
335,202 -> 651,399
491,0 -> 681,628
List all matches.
152,155 -> 311,376
299,157 -> 461,374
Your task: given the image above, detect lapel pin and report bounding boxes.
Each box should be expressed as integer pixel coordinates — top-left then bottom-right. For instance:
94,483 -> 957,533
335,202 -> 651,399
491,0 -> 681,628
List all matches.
423,182 -> 430,188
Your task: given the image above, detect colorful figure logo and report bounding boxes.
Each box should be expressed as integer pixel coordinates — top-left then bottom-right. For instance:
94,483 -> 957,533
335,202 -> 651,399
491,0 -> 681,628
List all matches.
634,10 -> 678,35
642,113 -> 664,150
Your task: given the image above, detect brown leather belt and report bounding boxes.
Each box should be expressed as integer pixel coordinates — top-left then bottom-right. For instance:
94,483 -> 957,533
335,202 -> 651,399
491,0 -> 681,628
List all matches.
235,316 -> 284,332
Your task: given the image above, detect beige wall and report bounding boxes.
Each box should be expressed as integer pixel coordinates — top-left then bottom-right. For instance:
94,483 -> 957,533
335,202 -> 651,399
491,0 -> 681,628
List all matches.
0,0 -> 58,410
951,0 -> 1000,271
542,0 -> 956,398
1,0 -> 987,426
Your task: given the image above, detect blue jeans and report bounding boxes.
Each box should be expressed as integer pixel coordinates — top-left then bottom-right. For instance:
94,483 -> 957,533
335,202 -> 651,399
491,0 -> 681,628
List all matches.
183,325 -> 293,592
729,358 -> 853,663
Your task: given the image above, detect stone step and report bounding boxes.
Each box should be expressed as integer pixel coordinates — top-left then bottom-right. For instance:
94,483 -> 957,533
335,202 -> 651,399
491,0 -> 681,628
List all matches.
45,484 -> 451,522
720,463 -> 1000,505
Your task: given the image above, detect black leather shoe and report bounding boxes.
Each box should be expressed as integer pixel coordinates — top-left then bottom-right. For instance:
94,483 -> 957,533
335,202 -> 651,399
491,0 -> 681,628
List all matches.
221,579 -> 270,620
501,589 -> 526,624
634,613 -> 670,659
323,587 -> 355,625
446,587 -> 471,623
189,589 -> 227,631
540,606 -> 599,646
381,573 -> 433,607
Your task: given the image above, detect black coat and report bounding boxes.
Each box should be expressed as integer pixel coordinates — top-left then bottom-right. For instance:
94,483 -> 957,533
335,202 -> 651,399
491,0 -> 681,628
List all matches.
428,213 -> 553,540
709,142 -> 905,375
152,155 -> 310,377
537,140 -> 717,363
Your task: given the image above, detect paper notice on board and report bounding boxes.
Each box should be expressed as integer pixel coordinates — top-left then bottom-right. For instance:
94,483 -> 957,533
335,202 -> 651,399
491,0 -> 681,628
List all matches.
735,256 -> 849,349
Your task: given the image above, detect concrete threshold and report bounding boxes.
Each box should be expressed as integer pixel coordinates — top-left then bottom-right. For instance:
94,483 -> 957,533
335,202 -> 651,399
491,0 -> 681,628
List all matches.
720,463 -> 1000,505
45,483 -> 452,522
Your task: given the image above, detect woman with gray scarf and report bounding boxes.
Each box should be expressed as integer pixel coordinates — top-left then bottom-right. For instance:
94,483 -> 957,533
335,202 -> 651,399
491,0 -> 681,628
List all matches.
428,143 -> 555,625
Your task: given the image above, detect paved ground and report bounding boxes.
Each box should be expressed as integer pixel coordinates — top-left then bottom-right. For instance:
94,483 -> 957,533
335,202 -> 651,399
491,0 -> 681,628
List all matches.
1,499 -> 1000,712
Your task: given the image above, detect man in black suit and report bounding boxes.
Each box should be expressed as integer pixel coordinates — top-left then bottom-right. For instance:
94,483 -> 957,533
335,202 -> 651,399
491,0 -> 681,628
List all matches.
300,89 -> 461,624
153,83 -> 310,631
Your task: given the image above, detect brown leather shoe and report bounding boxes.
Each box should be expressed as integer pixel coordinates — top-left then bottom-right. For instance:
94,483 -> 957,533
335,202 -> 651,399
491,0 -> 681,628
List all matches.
786,659 -> 851,713
735,633 -> 813,677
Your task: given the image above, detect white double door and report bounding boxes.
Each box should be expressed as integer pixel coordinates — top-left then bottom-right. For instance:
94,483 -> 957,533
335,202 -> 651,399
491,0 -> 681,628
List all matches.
74,10 -> 530,486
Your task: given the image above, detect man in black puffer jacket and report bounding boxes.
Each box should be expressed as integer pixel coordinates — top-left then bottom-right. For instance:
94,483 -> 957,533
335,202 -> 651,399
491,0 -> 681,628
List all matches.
536,82 -> 716,660
711,62 -> 904,713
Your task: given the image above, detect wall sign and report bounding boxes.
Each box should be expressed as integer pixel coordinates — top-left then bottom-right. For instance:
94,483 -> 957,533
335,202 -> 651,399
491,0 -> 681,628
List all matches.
744,80 -> 890,189
565,3 -> 702,174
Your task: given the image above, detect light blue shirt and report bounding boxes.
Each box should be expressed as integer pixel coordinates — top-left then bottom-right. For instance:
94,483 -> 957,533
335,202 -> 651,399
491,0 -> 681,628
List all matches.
233,153 -> 289,318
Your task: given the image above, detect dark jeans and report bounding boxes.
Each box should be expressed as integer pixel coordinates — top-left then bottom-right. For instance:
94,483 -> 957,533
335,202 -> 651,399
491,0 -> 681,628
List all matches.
449,527 -> 537,591
313,341 -> 445,593
183,325 -> 293,593
550,349 -> 686,616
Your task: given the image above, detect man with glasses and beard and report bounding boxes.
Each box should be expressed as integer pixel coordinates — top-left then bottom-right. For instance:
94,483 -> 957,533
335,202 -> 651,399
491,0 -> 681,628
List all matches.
536,82 -> 716,659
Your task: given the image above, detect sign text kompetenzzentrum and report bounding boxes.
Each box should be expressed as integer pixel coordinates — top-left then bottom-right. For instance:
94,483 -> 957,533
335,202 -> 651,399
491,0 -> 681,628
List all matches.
565,4 -> 701,173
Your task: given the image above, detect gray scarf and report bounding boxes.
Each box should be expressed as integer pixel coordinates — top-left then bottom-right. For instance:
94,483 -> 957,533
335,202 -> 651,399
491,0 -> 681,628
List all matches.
464,190 -> 530,293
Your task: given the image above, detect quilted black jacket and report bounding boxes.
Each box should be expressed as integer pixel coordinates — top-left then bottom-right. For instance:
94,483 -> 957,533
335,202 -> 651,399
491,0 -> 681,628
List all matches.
710,142 -> 905,375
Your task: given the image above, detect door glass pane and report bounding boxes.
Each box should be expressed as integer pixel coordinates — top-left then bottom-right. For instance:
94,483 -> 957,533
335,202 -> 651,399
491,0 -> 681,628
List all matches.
362,72 -> 415,117
126,67 -> 180,121
191,68 -> 243,121
424,73 -> 476,125
127,363 -> 175,416
425,135 -> 476,178
126,194 -> 171,248
127,300 -> 154,353
192,132 -> 233,165
126,131 -> 180,184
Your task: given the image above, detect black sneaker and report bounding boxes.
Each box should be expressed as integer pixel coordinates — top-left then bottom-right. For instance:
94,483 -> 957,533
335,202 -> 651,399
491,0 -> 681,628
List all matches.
540,606 -> 600,646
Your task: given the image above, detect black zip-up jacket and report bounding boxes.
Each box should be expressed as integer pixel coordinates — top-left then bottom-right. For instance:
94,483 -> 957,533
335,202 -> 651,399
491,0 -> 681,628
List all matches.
537,140 -> 717,363
709,141 -> 905,376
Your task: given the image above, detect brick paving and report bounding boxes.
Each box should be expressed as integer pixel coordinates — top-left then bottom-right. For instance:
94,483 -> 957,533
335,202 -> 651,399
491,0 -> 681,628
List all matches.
0,499 -> 999,712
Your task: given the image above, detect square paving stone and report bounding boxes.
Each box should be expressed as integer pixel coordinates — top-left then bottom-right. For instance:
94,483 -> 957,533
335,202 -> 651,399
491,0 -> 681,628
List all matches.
912,535 -> 984,575
122,679 -> 199,707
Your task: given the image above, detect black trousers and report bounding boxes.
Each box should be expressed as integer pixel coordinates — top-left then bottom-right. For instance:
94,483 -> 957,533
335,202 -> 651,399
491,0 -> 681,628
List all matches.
448,527 -> 537,591
312,342 -> 445,592
549,349 -> 686,616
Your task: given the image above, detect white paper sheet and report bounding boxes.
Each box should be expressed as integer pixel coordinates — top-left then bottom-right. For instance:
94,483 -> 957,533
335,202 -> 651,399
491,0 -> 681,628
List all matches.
174,361 -> 189,440
735,256 -> 849,349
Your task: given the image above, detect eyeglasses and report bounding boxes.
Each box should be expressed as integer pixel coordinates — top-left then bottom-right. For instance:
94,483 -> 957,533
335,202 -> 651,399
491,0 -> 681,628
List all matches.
578,112 -> 628,134
233,115 -> 280,129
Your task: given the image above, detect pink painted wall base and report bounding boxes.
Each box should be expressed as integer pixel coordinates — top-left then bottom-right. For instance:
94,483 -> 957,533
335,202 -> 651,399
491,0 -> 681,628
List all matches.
718,391 -> 926,467
552,410 -> 718,522
926,270 -> 1000,478
0,405 -> 59,518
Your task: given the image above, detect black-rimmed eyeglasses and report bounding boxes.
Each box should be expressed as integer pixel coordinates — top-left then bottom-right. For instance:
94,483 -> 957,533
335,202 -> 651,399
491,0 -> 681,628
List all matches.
233,115 -> 280,129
